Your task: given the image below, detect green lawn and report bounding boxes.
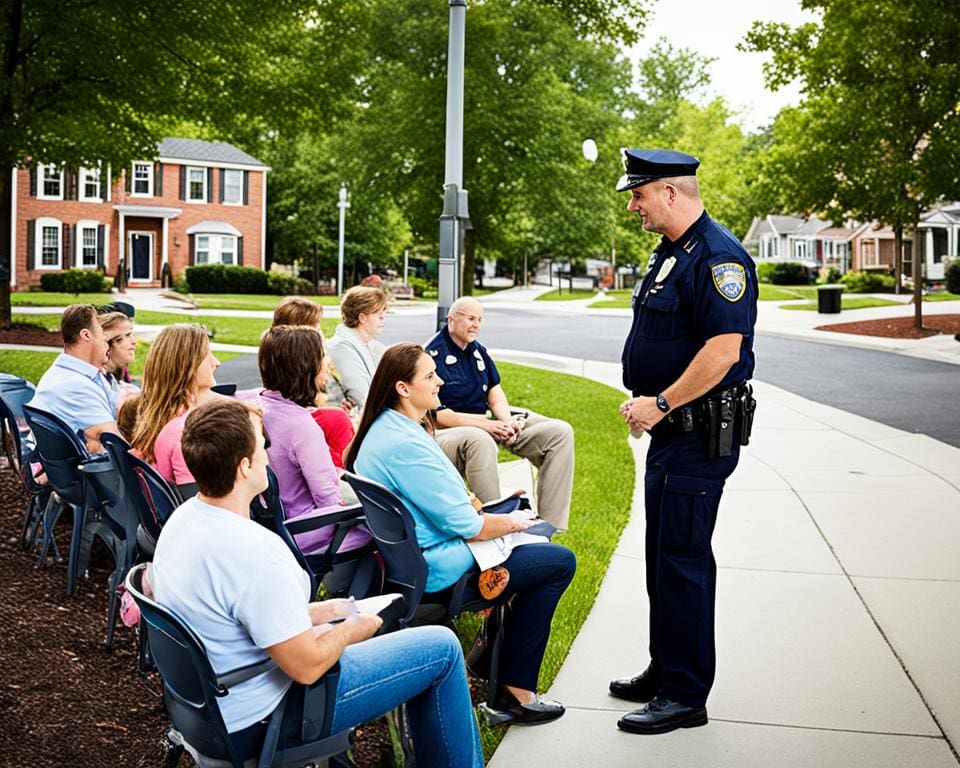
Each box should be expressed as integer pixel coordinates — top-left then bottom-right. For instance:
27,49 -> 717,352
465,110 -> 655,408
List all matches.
924,291 -> 960,302
13,311 -> 339,348
780,296 -> 902,311
589,289 -> 632,309
458,361 -> 634,756
190,293 -> 342,311
0,346 -> 243,383
10,291 -> 114,307
535,288 -> 599,301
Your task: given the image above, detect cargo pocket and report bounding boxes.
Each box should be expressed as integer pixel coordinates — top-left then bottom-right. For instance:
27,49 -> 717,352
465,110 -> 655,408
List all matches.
660,473 -> 722,556
641,293 -> 680,339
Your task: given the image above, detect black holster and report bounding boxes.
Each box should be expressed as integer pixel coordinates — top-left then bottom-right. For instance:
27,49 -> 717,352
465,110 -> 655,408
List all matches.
738,384 -> 757,446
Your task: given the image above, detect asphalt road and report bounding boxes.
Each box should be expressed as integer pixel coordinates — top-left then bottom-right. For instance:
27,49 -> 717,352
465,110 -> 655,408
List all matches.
219,306 -> 960,448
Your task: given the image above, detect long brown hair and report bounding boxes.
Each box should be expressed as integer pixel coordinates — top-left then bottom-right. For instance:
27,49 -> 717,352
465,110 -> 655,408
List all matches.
344,342 -> 430,471
132,324 -> 211,462
258,325 -> 325,407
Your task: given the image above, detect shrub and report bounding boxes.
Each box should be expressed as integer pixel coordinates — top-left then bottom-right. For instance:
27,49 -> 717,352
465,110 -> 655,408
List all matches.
407,275 -> 435,297
171,275 -> 190,294
818,266 -> 842,284
756,261 -> 811,285
839,270 -> 895,293
184,265 -> 270,294
946,262 -> 960,294
267,271 -> 314,295
39,268 -> 112,293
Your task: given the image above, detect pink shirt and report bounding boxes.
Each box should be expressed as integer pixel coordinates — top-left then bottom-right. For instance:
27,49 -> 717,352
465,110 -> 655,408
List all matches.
153,409 -> 195,486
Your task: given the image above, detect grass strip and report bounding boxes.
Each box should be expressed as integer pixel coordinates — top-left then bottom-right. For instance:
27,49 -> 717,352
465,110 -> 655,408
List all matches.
535,289 -> 599,302
456,361 -> 634,757
779,297 -> 902,311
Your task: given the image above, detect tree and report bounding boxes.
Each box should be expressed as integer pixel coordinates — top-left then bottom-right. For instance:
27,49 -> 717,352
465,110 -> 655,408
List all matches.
331,0 -> 647,290
0,0 -> 369,325
743,0 -> 960,327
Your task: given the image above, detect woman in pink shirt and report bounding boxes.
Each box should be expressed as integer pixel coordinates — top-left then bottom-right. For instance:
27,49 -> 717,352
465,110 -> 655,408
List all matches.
131,324 -> 220,496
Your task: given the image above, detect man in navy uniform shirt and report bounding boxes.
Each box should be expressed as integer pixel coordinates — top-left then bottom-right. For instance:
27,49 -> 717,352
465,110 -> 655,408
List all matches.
609,148 -> 758,735
424,297 -> 575,529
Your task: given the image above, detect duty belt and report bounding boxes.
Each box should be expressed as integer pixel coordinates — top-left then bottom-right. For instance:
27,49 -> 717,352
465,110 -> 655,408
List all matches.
657,383 -> 756,457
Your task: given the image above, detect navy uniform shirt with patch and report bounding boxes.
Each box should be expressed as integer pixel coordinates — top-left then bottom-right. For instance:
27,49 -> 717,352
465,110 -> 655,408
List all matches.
425,325 -> 501,414
622,210 -> 757,397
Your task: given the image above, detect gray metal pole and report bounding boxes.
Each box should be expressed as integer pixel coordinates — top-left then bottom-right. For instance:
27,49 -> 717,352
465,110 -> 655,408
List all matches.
337,182 -> 350,297
437,0 -> 467,330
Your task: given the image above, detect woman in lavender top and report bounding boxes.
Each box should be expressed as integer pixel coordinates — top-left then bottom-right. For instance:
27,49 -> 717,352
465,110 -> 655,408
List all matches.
238,325 -> 371,557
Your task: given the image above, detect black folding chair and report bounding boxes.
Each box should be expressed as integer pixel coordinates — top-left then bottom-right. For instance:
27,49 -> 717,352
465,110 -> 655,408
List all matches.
22,404 -> 120,596
251,467 -> 378,600
0,376 -> 61,555
342,472 -> 511,718
125,564 -> 351,768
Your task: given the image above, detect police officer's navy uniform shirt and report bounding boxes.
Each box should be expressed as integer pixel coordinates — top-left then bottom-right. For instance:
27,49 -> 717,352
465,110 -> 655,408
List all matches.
622,210 -> 757,397
425,326 -> 500,414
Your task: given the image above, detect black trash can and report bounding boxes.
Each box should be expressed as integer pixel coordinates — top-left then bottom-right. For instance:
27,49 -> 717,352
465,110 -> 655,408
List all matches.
817,284 -> 843,314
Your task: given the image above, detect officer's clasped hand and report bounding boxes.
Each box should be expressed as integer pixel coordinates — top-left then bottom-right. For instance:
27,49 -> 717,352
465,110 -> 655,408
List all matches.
620,397 -> 666,433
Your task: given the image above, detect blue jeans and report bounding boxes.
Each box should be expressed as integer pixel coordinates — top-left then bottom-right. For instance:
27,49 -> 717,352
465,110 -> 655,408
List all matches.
235,626 -> 483,767
329,625 -> 483,767
461,542 -> 577,691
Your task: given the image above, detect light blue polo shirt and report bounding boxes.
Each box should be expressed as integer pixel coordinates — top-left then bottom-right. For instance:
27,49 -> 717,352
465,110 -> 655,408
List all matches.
355,408 -> 483,592
30,353 -> 117,436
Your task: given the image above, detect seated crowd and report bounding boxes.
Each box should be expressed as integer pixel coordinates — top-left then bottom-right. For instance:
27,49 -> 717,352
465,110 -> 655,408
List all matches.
26,291 -> 578,762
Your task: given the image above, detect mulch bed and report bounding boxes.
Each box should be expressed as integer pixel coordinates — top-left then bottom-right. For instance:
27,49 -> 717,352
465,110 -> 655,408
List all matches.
0,324 -> 62,347
815,313 -> 960,339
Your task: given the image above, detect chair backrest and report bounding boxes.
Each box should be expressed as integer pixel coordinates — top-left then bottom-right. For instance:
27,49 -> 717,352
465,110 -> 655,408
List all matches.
250,466 -> 317,593
0,376 -> 37,471
342,472 -> 428,626
102,432 -> 181,543
210,383 -> 237,397
22,404 -> 90,507
124,564 -> 244,767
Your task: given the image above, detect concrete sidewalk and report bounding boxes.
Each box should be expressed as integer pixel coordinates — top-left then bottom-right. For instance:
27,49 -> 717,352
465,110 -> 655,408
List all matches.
487,351 -> 960,768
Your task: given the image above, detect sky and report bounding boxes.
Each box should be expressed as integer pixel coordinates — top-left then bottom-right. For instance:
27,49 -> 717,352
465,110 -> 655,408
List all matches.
628,0 -> 819,132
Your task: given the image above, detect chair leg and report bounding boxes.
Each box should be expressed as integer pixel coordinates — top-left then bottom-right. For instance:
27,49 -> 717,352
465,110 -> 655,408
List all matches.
37,495 -> 66,569
105,566 -> 123,649
66,505 -> 88,596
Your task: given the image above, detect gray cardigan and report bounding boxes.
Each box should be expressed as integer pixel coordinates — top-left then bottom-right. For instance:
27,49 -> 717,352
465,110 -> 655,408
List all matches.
327,324 -> 385,406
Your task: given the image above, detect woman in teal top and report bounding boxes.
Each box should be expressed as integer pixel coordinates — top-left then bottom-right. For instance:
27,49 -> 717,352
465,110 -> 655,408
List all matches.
347,342 -> 576,727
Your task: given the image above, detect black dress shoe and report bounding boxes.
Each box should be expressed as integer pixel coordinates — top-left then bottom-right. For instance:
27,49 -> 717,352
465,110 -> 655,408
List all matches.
617,696 -> 708,735
609,664 -> 661,703
479,691 -> 566,727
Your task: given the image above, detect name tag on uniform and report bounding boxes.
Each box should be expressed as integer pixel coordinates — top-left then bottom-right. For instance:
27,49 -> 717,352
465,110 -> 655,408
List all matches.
445,354 -> 458,365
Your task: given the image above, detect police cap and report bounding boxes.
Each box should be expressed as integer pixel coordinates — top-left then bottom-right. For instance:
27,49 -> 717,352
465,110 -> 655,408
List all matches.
616,148 -> 700,192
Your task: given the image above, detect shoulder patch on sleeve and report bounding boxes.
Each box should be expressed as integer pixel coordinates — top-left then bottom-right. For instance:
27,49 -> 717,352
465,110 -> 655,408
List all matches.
711,262 -> 746,302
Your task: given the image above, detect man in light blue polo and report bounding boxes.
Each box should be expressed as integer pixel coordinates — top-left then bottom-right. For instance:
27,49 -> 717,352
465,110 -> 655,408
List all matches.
30,304 -> 117,452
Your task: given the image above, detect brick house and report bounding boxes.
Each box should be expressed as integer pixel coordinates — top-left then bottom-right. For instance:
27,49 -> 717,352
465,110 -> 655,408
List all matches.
9,137 -> 269,290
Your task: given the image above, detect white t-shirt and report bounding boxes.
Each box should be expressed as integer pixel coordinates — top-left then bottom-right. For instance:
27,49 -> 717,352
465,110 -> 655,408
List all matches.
152,497 -> 312,732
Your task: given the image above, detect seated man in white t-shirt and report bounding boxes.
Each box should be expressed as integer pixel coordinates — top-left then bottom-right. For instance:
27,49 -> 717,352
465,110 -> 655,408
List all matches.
151,398 -> 484,765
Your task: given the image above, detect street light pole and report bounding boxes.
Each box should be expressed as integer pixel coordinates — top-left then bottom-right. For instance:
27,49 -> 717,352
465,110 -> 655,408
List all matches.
337,182 -> 350,297
437,0 -> 468,330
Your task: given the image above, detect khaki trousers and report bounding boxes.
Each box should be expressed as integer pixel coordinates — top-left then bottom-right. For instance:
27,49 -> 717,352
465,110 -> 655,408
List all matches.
435,412 -> 575,530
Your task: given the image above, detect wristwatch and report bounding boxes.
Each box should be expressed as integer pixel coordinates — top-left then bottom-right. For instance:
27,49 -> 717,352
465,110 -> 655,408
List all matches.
656,393 -> 670,413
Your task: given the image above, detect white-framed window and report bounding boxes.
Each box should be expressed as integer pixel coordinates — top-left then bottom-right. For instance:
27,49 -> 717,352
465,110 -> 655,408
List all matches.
35,217 -> 62,269
76,220 -> 100,268
194,234 -> 237,265
760,235 -> 778,259
222,169 -> 243,205
187,166 -> 206,202
80,166 -> 101,202
132,162 -> 153,196
793,239 -> 808,261
861,240 -> 878,267
37,164 -> 63,200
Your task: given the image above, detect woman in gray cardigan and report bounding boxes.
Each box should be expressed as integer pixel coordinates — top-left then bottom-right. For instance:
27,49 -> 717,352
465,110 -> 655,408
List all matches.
327,286 -> 388,408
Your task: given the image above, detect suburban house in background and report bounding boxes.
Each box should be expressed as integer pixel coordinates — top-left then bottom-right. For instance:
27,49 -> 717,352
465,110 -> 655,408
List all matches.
744,204 -> 960,284
742,215 -> 855,274
9,137 -> 269,290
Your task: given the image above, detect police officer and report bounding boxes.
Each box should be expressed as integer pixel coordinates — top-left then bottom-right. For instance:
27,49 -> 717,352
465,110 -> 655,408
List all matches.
609,148 -> 757,735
